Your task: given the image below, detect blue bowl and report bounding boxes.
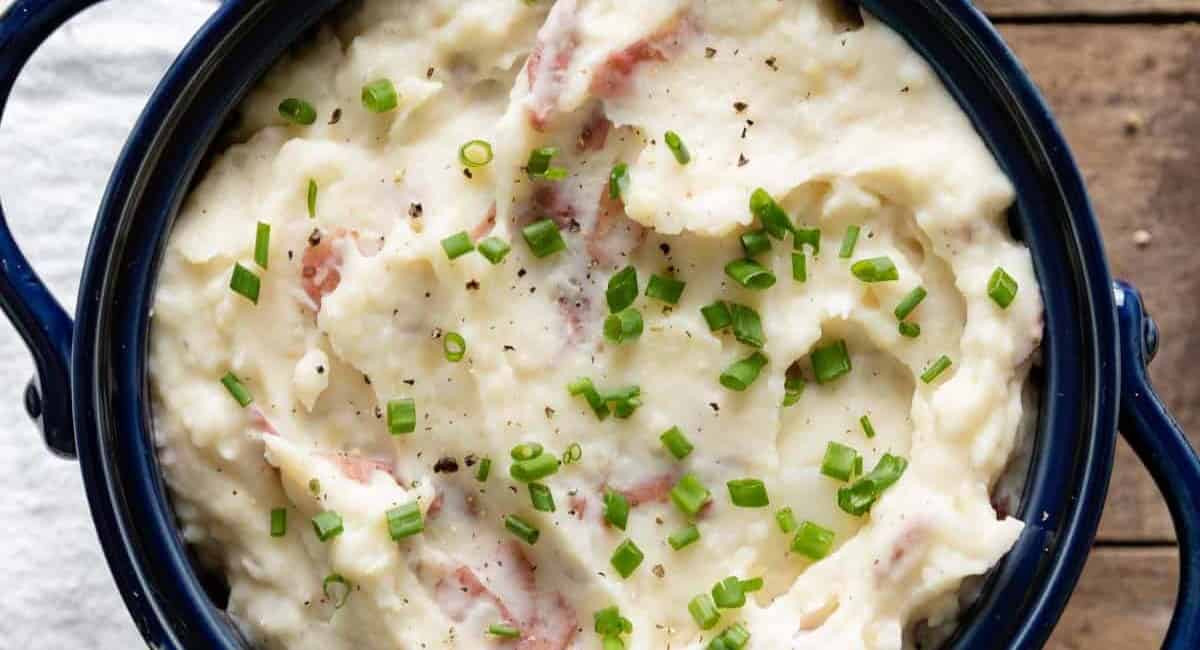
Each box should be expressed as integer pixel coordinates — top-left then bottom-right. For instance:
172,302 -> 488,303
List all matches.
1,1 -> 1197,648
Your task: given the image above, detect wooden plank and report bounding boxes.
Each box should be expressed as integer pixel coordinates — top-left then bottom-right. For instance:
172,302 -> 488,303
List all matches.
1046,546 -> 1178,649
998,24 -> 1200,541
979,0 -> 1200,16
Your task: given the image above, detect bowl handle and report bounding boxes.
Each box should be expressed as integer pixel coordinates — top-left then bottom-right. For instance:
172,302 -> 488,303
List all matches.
1114,280 -> 1200,648
0,0 -> 103,458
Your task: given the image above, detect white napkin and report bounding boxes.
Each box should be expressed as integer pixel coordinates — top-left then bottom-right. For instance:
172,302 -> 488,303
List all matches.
0,1 -> 217,647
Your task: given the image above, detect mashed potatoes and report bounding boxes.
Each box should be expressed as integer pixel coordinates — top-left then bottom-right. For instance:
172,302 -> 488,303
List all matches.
149,1 -> 1043,648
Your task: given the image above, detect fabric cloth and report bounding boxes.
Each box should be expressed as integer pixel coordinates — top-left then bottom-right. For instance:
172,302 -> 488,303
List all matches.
0,1 -> 217,646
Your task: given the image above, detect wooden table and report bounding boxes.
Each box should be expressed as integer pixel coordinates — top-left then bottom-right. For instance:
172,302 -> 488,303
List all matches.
972,1 -> 1200,647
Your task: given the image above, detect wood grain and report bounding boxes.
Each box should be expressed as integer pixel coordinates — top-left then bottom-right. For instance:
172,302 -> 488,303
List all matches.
980,0 -> 1200,15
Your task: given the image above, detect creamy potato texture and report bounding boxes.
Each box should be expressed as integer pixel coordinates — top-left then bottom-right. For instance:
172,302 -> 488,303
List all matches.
150,1 -> 1043,648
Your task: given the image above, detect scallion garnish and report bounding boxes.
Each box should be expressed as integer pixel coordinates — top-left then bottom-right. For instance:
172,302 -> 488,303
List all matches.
688,594 -> 721,630
782,370 -> 805,407
894,286 -> 927,320
511,442 -> 545,461
220,371 -> 253,407
478,237 -> 511,264
670,473 -> 711,516
594,606 -> 633,636
749,188 -> 793,238
529,482 -> 556,512
920,355 -> 953,384
727,478 -> 769,508
646,274 -> 686,304
387,398 -> 416,434
603,489 -> 629,530
311,511 -> 344,542
606,265 -> 638,312
740,577 -> 764,593
811,339 -> 851,384
568,377 -> 610,420
458,139 -> 493,167
795,227 -> 821,255
724,259 -> 776,290
488,623 -> 521,639
775,507 -> 797,534
229,263 -> 261,304
306,179 -> 317,219
899,321 -> 921,338
475,457 -> 492,482
839,225 -> 860,258
791,520 -> 835,559
509,453 -> 560,483
505,514 -> 540,545
837,453 -> 908,516
361,78 -> 398,113
610,539 -> 645,578
562,442 -> 582,464
668,524 -> 700,550
522,218 -> 567,258
729,303 -> 765,348
714,623 -> 751,649
720,351 -> 768,391
988,266 -> 1018,308
860,414 -> 876,439
443,331 -> 466,362
820,441 -> 859,482
278,98 -> 316,125
740,229 -> 771,257
660,426 -> 694,460
609,163 -> 631,201
701,301 -> 732,332
604,308 -> 643,344
664,130 -> 690,164
254,222 -> 270,270
526,146 -> 567,180
850,256 -> 898,283
441,231 -> 474,260
792,252 -> 807,282
323,573 -> 350,609
386,501 -> 424,540
270,507 -> 287,537
711,576 -> 746,609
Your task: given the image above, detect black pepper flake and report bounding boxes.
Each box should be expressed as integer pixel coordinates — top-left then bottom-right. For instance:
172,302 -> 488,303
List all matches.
704,47 -> 717,58
517,268 -> 528,278
316,365 -> 325,374
308,229 -> 322,246
733,101 -> 748,113
363,374 -> 372,385
463,168 -> 473,179
652,564 -> 665,578
433,457 -> 459,473
374,406 -> 383,419
426,66 -> 435,79
503,345 -> 516,351
329,108 -> 342,125
545,406 -> 555,418
901,86 -> 911,93
464,454 -> 478,467
659,242 -> 670,255
466,280 -> 480,291
765,56 -> 778,71
709,402 -> 719,412
409,203 -> 423,218
287,250 -> 294,261
403,379 -> 416,386
738,154 -> 749,167
740,127 -> 747,139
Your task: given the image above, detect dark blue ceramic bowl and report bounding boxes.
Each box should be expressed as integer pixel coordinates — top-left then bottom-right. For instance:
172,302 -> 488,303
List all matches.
1,1 -> 1197,648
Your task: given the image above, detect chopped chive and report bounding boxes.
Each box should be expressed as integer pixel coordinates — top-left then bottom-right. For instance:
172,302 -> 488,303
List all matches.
610,539 -> 645,578
791,252 -> 807,282
724,258 -> 776,290
323,573 -> 350,609
229,263 -> 261,304
386,501 -> 424,540
270,508 -> 287,537
811,339 -> 851,384
475,457 -> 492,482
609,163 -> 631,201
711,576 -> 746,609
920,355 -> 953,384
899,321 -> 921,338
254,222 -> 270,270
670,473 -> 711,516
220,371 -> 253,407
488,623 -> 521,639
311,511 -> 344,542
894,286 -> 928,320
509,453 -> 560,483
668,524 -> 700,550
529,482 -> 556,512
443,331 -> 466,362
603,489 -> 629,530
568,377 -> 610,420
791,520 -> 835,559
689,593 -> 721,630
606,265 -> 638,312
837,453 -> 908,516
505,514 -> 540,545
839,225 -> 860,258
387,398 -> 416,434
459,139 -> 493,167
850,256 -> 898,283
714,623 -> 751,649
526,146 -> 566,180
441,231 -> 474,259
820,441 -> 859,482
664,130 -> 690,164
988,267 -> 1019,308
604,308 -> 644,344
749,188 -> 794,238
720,351 -> 768,391
660,426 -> 694,460
729,303 -> 765,348
860,415 -> 876,439
522,218 -> 567,258
602,635 -> 624,650
795,227 -> 821,255
740,577 -> 764,593
477,237 -> 511,264
562,442 -> 583,464
853,455 -> 864,480
727,478 -> 769,508
646,274 -> 686,304
361,78 -> 399,113
701,301 -> 733,331
775,507 -> 797,534
594,606 -> 632,636
306,179 -> 317,218
278,98 -> 316,125
510,442 -> 545,461
740,229 -> 771,257
782,370 -> 805,407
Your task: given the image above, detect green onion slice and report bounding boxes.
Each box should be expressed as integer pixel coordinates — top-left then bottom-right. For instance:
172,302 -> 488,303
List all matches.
505,514 -> 540,545
604,308 -> 644,344
668,524 -> 700,550
361,78 -> 399,113
323,573 -> 350,609
610,539 -> 645,578
522,218 -> 567,258
306,179 -> 317,219
792,252 -> 807,283
988,266 -> 1019,308
660,426 -> 694,460
894,286 -> 927,320
254,222 -> 270,270
387,398 -> 416,434
724,258 -> 776,290
820,441 -> 859,482
311,511 -> 344,542
720,351 -> 768,391
749,188 -> 794,238
603,489 -> 629,530
791,520 -> 835,559
443,331 -> 466,362
670,473 -> 711,516
526,146 -> 566,180
775,507 -> 797,534
475,457 -> 492,482
441,231 -> 474,260
606,265 -> 638,312
729,303 -> 765,348
609,163 -> 631,201
839,225 -> 860,258
727,478 -> 769,508
740,577 -> 764,593
782,365 -> 805,407
488,623 -> 521,639
701,301 -> 733,332
837,453 -> 908,516
270,508 -> 287,537
860,414 -> 876,439
920,355 -> 953,384
594,606 -> 632,636
229,263 -> 261,304
688,594 -> 721,630
899,321 -> 921,338
850,256 -> 899,283
459,139 -> 493,167
386,501 -> 424,540
220,371 -> 253,407
529,482 -> 556,512
740,229 -> 771,257
645,274 -> 686,304
478,237 -> 512,264
712,576 -> 746,609
664,130 -> 690,164
510,442 -> 545,461
714,623 -> 751,649
795,227 -> 821,255
509,453 -> 560,483
568,377 -> 610,420
278,98 -> 316,125
811,339 -> 851,384
562,442 -> 582,464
